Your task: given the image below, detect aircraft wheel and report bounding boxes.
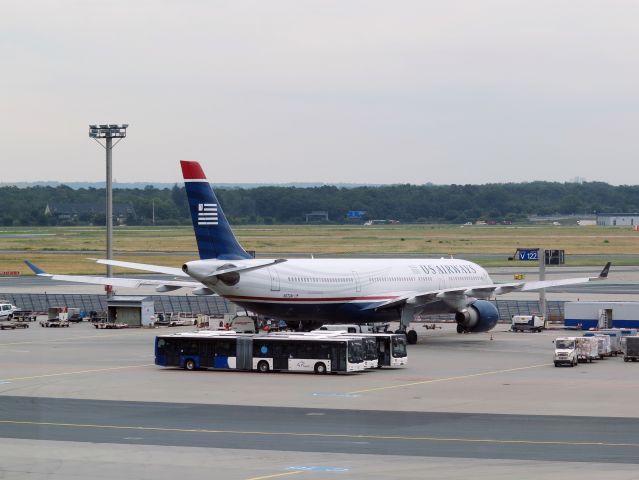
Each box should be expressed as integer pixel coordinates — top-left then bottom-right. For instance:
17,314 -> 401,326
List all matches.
406,330 -> 418,345
456,324 -> 464,334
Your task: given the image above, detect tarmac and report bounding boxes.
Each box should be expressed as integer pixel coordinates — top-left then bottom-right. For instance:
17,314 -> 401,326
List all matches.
2,320 -> 639,479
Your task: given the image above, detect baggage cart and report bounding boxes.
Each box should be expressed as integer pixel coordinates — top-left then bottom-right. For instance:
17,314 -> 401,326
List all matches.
622,336 -> 639,362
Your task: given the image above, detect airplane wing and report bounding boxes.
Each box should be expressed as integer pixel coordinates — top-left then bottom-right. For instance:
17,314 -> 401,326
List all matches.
24,261 -> 201,290
374,262 -> 611,311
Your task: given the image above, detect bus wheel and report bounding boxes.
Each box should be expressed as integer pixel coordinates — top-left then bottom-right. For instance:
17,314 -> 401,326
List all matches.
314,362 -> 327,374
185,359 -> 197,371
257,360 -> 270,373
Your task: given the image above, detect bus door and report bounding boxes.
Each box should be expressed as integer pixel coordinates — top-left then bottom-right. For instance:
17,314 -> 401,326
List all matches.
272,342 -> 288,370
236,337 -> 253,370
331,344 -> 344,372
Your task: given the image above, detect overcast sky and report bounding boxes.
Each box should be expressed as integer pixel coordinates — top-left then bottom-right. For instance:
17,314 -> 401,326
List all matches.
2,1 -> 638,185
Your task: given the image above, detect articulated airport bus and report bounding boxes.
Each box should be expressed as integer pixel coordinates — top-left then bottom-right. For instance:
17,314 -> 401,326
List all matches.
155,331 -> 366,374
262,330 -> 408,368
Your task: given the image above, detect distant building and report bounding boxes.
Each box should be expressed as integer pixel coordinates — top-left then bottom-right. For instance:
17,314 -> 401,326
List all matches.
304,211 -> 329,222
45,202 -> 135,224
596,213 -> 639,227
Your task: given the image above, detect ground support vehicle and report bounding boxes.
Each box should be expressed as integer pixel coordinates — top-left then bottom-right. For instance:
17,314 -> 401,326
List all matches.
575,336 -> 598,363
553,337 -> 578,367
67,308 -> 83,323
12,310 -> 38,322
40,318 -> 69,327
1,322 -> 29,330
583,333 -> 612,359
595,329 -> 623,355
40,307 -> 70,327
155,331 -> 366,374
94,322 -> 129,329
511,315 -> 545,333
0,302 -> 18,321
622,336 -> 639,362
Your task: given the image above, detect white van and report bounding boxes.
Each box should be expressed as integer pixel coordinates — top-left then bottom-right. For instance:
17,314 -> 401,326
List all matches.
0,303 -> 18,320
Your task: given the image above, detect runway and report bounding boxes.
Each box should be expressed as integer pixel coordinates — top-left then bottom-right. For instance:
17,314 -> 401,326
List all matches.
1,396 -> 638,464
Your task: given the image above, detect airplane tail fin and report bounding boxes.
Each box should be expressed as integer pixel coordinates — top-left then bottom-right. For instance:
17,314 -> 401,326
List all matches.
180,160 -> 251,260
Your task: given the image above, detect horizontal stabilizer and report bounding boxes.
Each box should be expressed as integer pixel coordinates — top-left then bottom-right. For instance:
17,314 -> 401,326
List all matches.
24,260 -> 51,277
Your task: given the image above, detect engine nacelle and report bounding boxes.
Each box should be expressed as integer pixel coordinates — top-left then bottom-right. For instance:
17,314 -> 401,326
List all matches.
454,300 -> 499,333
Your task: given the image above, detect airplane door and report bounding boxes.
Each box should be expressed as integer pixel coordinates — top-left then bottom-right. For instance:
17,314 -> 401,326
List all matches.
352,271 -> 361,293
268,268 -> 280,292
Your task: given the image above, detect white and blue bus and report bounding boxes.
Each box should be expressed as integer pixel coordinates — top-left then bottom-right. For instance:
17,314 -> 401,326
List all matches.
155,331 -> 365,374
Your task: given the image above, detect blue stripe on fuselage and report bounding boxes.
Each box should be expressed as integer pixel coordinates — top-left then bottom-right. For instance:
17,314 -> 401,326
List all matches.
231,300 -> 399,323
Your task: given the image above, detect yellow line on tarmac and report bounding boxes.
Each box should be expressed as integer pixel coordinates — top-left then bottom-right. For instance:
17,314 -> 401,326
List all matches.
1,364 -> 153,382
348,363 -> 551,394
245,471 -> 304,480
1,420 -> 638,448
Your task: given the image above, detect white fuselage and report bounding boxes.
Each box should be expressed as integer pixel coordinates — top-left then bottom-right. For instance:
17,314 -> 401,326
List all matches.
185,258 -> 492,323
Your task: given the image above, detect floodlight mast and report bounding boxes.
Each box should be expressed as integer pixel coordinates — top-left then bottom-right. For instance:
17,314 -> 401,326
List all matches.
89,124 -> 128,284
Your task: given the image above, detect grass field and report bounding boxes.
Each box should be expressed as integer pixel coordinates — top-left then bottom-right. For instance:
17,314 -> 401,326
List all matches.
1,224 -> 638,274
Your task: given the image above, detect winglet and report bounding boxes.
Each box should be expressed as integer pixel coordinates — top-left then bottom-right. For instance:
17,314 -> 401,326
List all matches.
598,262 -> 611,279
24,260 -> 51,276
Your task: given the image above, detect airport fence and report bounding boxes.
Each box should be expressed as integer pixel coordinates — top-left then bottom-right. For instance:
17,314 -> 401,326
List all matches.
0,293 -> 233,317
1,292 -> 565,322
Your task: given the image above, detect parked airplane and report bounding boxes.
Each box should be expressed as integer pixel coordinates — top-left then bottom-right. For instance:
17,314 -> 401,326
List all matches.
26,160 -> 611,344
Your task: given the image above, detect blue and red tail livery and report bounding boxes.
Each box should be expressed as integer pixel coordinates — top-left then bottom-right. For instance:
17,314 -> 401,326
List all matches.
180,160 -> 251,260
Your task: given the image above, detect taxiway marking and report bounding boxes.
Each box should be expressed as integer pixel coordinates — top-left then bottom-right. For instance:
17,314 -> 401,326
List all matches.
0,364 -> 153,382
347,363 -> 551,394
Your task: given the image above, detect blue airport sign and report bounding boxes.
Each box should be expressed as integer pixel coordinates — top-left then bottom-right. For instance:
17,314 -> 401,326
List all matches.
347,210 -> 366,219
516,249 -> 539,261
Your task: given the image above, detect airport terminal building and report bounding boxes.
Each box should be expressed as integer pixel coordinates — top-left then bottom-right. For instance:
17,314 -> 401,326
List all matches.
596,213 -> 639,226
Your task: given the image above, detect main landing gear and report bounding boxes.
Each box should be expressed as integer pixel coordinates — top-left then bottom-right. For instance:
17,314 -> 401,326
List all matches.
395,327 -> 418,345
397,307 -> 419,344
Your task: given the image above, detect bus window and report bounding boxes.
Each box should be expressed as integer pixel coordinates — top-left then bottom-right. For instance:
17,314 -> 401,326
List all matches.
348,341 -> 363,364
392,336 -> 407,357
214,341 -> 236,357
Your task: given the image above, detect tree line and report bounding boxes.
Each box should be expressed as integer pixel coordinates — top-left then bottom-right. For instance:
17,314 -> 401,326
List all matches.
1,181 -> 639,227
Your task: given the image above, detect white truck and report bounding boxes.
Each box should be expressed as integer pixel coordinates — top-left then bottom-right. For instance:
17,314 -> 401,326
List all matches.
553,337 -> 578,367
511,315 -> 545,333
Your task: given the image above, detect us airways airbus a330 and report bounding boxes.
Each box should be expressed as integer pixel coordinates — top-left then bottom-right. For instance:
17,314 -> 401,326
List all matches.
27,160 -> 610,344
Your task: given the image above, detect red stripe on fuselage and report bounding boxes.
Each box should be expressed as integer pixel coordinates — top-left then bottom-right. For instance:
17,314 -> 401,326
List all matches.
180,160 -> 207,180
224,295 -> 399,303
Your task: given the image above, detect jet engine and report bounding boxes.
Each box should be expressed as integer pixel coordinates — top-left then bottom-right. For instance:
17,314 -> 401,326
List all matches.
454,300 -> 499,333
182,262 -> 240,286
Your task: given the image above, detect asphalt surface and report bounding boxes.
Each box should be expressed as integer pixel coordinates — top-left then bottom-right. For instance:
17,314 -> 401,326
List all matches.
2,396 -> 638,464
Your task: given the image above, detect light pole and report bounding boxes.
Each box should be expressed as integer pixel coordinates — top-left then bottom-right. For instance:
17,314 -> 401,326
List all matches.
89,124 -> 128,284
